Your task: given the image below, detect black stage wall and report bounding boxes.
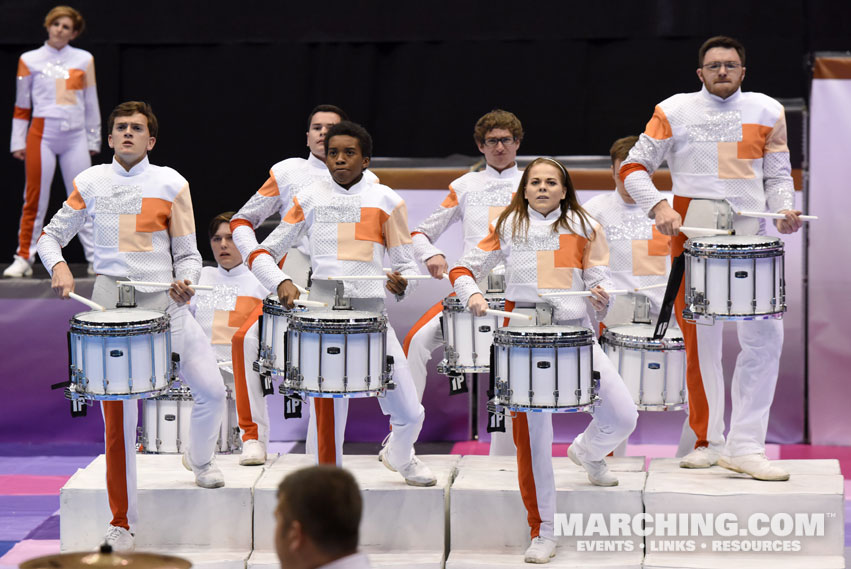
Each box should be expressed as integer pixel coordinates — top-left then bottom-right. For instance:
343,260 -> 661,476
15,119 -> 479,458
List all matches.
1,0 -> 849,263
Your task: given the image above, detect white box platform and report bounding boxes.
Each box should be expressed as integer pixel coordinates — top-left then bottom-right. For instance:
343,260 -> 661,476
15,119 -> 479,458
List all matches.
449,455 -> 645,567
160,549 -> 250,569
643,458 -> 845,568
248,549 -> 444,569
252,454 -> 460,555
59,453 -> 275,551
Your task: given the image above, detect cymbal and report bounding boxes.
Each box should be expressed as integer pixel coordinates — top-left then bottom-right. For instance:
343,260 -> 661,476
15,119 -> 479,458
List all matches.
20,547 -> 192,569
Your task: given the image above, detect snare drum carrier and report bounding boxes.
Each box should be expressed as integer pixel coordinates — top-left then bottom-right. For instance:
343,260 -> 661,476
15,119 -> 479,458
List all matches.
490,303 -> 598,413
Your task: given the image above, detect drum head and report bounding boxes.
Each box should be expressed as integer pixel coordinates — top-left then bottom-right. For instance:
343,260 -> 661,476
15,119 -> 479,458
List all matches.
604,323 -> 684,345
263,294 -> 305,316
72,308 -> 164,325
686,235 -> 782,254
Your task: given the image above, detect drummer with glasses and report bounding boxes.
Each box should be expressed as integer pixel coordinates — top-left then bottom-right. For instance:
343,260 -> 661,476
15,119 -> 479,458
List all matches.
404,109 -> 524,456
619,35 -> 802,481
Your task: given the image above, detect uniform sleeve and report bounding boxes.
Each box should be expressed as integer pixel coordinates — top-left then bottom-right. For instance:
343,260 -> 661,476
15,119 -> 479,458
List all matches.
581,224 -> 615,320
10,57 -> 33,152
620,105 -> 675,217
449,225 -> 505,308
230,171 -> 284,258
762,109 -> 795,213
247,197 -> 307,291
383,200 -> 418,300
411,185 -> 462,263
168,183 -> 203,284
83,57 -> 101,152
37,184 -> 89,274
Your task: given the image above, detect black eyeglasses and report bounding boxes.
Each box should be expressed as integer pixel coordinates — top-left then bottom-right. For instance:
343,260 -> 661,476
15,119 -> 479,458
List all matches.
702,61 -> 742,72
483,137 -> 517,148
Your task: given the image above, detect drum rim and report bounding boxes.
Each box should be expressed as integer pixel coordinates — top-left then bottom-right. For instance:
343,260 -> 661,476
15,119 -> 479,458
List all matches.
71,308 -> 168,324
70,316 -> 170,337
443,293 -> 505,311
685,236 -> 784,256
601,325 -> 685,349
494,325 -> 593,345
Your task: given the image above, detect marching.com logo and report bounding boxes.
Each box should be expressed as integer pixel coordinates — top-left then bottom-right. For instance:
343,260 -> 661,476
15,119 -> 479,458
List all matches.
554,512 -> 830,553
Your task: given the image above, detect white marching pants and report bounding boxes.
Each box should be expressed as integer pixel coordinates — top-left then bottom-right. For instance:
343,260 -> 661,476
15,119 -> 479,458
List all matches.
93,276 -> 226,531
696,318 -> 783,457
232,318 -> 270,446
514,342 -> 637,540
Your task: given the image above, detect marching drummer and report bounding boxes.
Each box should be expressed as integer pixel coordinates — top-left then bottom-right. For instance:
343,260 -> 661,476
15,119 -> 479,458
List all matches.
37,101 -> 228,551
619,35 -> 802,480
404,109 -> 524,456
449,157 -> 638,564
245,121 -> 437,486
582,135 -> 697,457
190,212 -> 271,465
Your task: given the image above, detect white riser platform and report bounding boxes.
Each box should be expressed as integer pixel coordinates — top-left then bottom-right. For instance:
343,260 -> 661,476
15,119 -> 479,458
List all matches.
643,458 -> 845,568
253,454 -> 459,554
59,453 -> 274,551
446,551 -> 642,568
449,456 -> 645,567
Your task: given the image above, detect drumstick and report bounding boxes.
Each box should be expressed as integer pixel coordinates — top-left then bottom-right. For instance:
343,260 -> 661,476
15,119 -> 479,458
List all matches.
217,361 -> 232,368
294,299 -> 327,308
384,267 -> 450,279
736,210 -> 819,221
326,274 -> 434,281
678,226 -> 735,235
634,283 -> 668,292
539,289 -> 629,298
294,283 -> 309,294
484,308 -> 534,321
117,280 -> 215,291
68,292 -> 106,312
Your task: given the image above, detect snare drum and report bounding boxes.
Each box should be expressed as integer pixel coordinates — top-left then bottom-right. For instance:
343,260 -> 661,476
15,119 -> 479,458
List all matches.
440,294 -> 504,373
492,325 -> 597,412
283,310 -> 389,398
600,324 -> 686,411
258,294 -> 302,377
68,308 -> 173,400
684,235 -> 785,322
138,384 -> 240,454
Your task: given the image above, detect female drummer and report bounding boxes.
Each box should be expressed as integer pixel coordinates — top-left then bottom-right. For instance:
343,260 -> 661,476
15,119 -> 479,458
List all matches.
449,157 -> 638,564
6,6 -> 100,277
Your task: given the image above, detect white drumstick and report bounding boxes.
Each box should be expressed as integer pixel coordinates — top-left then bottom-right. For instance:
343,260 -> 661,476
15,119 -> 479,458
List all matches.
634,283 -> 668,292
294,299 -> 327,308
68,292 -> 106,312
384,268 -> 450,279
117,280 -> 215,291
294,283 -> 309,294
217,361 -> 232,368
539,289 -> 628,298
678,226 -> 735,235
484,308 -> 533,321
736,210 -> 819,221
327,274 -> 434,281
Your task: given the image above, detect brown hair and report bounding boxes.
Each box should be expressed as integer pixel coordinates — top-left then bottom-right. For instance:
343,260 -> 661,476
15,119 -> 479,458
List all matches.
698,36 -> 746,67
208,212 -> 235,239
276,466 -> 362,557
307,104 -> 348,128
494,157 -> 596,241
44,6 -> 85,35
609,135 -> 639,165
107,101 -> 159,138
473,109 -> 523,145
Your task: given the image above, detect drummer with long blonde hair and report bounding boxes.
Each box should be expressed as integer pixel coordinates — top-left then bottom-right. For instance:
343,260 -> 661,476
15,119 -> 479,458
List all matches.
449,157 -> 638,564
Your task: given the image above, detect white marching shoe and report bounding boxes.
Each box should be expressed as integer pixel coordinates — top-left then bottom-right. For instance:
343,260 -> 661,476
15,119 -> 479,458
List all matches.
378,436 -> 436,487
679,446 -> 720,469
103,524 -> 135,552
524,536 -> 557,563
182,451 -> 225,488
718,453 -> 790,481
239,439 -> 267,466
3,256 -> 33,278
568,441 -> 618,487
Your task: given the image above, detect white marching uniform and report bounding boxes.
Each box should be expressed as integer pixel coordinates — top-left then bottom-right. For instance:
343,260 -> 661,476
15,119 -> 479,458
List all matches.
620,85 -> 794,457
37,156 -> 225,532
247,174 -> 425,468
404,164 -> 521,455
11,42 -> 100,264
450,208 -> 638,540
583,191 -> 696,456
191,265 -> 271,446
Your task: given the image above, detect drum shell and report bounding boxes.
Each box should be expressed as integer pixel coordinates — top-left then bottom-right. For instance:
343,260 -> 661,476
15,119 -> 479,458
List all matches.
69,309 -> 172,399
285,310 -> 388,397
259,295 -> 301,376
600,324 -> 687,410
442,294 -> 504,372
492,325 -> 595,412
684,235 -> 786,320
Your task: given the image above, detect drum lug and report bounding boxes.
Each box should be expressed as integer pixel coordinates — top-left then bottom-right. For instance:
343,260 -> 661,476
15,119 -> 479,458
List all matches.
171,352 -> 181,380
